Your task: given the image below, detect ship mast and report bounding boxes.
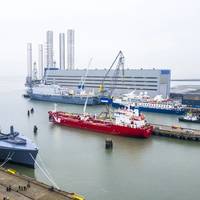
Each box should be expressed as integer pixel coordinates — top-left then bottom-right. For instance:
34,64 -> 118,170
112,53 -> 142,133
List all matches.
99,51 -> 125,119
83,96 -> 89,116
81,58 -> 93,116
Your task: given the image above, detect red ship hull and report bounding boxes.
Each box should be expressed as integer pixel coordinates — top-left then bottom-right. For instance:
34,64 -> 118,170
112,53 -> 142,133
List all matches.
48,111 -> 153,138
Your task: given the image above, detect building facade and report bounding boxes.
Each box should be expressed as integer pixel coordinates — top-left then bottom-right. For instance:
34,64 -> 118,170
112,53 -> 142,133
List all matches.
44,68 -> 171,98
170,85 -> 200,107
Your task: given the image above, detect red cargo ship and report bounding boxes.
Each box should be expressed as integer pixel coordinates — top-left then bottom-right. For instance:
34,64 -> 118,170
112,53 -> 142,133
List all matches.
48,108 -> 153,138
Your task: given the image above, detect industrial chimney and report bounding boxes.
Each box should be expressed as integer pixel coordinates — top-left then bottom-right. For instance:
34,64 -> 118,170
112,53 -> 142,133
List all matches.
38,44 -> 43,80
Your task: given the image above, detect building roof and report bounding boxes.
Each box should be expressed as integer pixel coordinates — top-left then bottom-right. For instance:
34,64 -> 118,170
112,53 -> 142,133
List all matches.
171,85 -> 200,95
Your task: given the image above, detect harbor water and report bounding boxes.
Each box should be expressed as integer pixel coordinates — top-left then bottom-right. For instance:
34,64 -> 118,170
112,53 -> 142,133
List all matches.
1,76 -> 200,200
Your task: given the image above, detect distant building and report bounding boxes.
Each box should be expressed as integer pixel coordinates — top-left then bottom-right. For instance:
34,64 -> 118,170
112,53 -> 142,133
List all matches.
38,44 -> 43,79
67,29 -> 75,70
170,85 -> 200,107
59,33 -> 65,70
44,68 -> 171,98
46,31 -> 54,68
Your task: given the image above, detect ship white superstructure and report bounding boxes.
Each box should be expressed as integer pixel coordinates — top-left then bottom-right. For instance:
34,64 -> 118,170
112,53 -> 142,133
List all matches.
31,84 -> 67,95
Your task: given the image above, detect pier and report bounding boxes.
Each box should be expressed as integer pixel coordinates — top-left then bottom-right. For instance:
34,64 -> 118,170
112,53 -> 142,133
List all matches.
152,124 -> 200,141
0,168 -> 85,200
185,107 -> 200,113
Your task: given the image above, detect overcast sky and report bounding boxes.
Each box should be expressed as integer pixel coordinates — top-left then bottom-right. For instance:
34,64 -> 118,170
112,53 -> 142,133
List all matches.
0,0 -> 199,78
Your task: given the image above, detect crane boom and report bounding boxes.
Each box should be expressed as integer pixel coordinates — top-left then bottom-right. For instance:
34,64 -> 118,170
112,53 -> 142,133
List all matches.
99,51 -> 125,97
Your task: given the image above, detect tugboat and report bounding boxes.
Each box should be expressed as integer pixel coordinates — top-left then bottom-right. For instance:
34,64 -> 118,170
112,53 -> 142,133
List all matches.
179,112 -> 200,123
23,93 -> 30,98
0,126 -> 38,167
48,108 -> 153,138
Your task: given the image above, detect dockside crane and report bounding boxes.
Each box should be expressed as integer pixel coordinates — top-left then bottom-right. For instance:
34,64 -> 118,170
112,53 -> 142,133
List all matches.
98,51 -> 125,119
99,50 -> 125,98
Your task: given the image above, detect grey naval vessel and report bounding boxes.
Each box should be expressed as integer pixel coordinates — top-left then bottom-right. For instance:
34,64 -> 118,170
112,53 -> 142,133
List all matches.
0,126 -> 38,168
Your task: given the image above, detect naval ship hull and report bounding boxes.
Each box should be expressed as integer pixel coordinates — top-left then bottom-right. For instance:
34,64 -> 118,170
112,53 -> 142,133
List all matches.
30,94 -> 100,105
0,147 -> 38,168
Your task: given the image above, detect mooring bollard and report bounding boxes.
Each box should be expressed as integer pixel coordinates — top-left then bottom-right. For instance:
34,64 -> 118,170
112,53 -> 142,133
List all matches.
33,125 -> 38,134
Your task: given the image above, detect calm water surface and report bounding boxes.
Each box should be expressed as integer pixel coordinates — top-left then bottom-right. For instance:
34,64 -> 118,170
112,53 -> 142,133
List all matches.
0,77 -> 200,200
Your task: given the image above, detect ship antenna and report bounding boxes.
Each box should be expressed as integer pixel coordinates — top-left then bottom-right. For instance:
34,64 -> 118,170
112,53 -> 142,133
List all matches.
53,103 -> 57,112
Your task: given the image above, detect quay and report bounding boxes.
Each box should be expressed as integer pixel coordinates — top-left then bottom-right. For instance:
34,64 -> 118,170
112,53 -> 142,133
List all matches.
0,168 -> 85,200
152,124 -> 200,141
185,107 -> 200,113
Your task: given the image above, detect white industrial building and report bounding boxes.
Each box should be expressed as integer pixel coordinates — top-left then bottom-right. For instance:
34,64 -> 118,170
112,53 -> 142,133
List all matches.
44,68 -> 171,98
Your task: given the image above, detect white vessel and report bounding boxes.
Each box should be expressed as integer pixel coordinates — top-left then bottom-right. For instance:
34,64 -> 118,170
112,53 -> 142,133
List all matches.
28,84 -> 100,105
112,91 -> 186,115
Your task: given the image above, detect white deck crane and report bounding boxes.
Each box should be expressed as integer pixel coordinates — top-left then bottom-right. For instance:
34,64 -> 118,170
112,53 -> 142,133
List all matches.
78,58 -> 93,94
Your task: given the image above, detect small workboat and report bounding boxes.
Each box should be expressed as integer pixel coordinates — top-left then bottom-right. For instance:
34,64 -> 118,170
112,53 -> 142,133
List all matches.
179,112 -> 200,123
